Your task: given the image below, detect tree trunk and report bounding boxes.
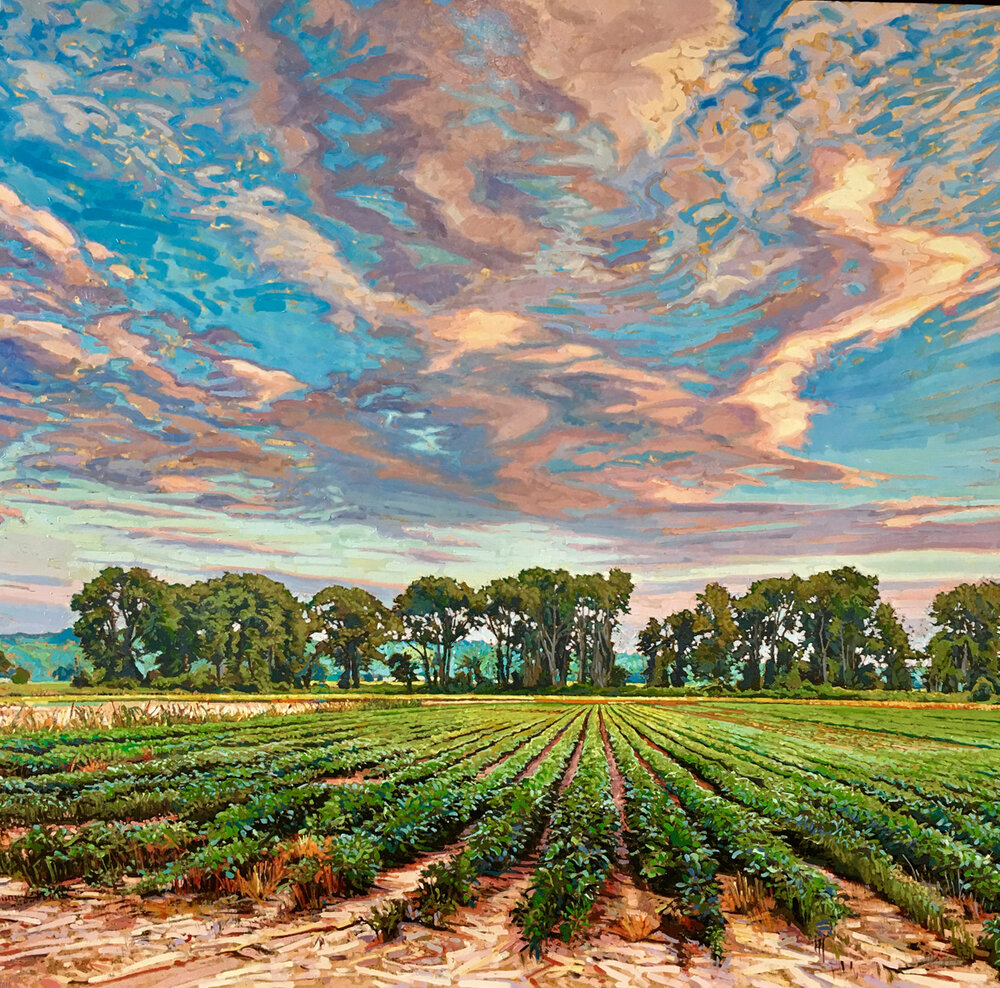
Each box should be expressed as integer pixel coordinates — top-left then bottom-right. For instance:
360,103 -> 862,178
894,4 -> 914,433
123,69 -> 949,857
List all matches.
671,647 -> 684,686
542,631 -> 559,686
745,633 -> 762,690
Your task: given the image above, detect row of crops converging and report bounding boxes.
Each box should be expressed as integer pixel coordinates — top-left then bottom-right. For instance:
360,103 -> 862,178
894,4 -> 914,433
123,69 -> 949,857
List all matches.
0,702 -> 998,967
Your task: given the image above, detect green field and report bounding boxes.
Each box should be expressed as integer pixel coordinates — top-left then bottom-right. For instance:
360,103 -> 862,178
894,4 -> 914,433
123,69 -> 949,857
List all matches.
0,700 -> 998,968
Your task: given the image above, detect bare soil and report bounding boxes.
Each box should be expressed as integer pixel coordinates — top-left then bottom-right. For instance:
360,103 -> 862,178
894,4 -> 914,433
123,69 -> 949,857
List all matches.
2,866 -> 995,988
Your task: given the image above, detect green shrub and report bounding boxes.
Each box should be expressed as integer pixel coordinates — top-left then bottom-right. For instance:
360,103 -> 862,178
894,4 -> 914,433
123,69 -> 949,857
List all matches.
412,853 -> 478,926
284,832 -> 382,907
971,677 -> 997,703
980,917 -> 1000,970
363,897 -> 410,942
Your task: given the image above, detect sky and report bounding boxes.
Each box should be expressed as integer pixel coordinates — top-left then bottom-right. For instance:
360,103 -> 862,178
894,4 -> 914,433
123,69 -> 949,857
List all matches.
0,0 -> 999,639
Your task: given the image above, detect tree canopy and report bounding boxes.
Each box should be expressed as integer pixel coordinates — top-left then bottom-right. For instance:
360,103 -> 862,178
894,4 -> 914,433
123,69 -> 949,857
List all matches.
62,564 -> 1000,696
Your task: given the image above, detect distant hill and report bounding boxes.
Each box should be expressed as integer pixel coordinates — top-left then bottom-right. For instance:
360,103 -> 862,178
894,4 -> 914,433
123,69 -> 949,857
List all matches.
0,629 -> 80,682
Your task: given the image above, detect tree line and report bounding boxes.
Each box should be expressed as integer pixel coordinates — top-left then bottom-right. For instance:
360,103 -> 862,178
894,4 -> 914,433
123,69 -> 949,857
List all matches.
639,568 -> 1000,695
68,566 -> 634,692
64,565 -> 1000,695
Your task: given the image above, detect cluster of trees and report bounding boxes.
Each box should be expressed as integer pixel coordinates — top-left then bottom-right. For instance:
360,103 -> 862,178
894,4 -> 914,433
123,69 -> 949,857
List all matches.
927,581 -> 1000,693
639,568 -> 1000,695
62,565 -> 1000,695
69,566 -> 634,692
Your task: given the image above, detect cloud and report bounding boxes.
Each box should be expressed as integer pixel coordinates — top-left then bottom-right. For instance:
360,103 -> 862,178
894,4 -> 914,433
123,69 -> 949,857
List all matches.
727,146 -> 1000,455
0,183 -> 102,289
422,308 -> 552,372
1,0 -> 1000,635
215,359 -> 304,407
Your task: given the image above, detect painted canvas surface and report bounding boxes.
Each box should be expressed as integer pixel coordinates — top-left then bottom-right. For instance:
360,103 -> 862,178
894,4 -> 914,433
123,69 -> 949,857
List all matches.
2,0 -> 1000,985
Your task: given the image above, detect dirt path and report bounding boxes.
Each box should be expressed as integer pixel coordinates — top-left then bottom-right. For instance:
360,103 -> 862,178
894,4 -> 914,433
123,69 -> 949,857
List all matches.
2,862 -> 996,988
514,710 -> 582,781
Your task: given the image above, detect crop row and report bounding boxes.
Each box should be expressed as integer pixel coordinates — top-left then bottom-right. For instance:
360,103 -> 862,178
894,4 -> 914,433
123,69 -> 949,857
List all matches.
657,711 -> 1000,863
3,702 -> 995,972
625,710 -> 976,954
513,714 -> 619,954
156,711 -> 579,904
603,712 -> 725,957
0,705 -> 488,777
0,710 -> 564,889
407,713 -> 586,928
643,708 -> 1000,914
609,710 -> 849,938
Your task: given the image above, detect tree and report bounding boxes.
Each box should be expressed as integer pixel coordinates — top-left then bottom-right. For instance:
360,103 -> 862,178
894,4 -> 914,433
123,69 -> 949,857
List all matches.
455,641 -> 492,689
311,586 -> 399,689
194,573 -> 308,688
758,576 -> 802,687
639,617 -> 665,686
387,650 -> 416,692
72,567 -> 170,681
734,585 -> 770,691
609,663 -> 630,688
693,582 -> 738,683
518,568 -> 577,687
639,610 -> 698,687
870,602 -> 913,690
0,648 -> 11,678
927,582 -> 1000,692
828,568 -> 880,688
394,577 -> 476,687
153,582 -> 205,678
796,568 -> 880,686
11,666 -> 30,685
572,570 -> 634,687
797,571 -> 840,684
477,576 -> 538,688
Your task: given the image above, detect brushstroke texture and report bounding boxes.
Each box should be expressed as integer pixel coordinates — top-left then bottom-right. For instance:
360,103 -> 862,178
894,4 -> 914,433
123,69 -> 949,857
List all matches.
0,0 -> 998,634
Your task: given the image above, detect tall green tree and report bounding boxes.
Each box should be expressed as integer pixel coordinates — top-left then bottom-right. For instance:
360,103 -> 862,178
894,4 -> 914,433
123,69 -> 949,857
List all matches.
828,568 -> 880,688
152,581 -> 206,678
477,576 -> 538,688
927,581 -> 1000,692
311,585 -> 399,689
870,602 -> 914,690
759,576 -> 802,687
394,576 -> 477,687
71,567 -> 170,681
734,585 -> 770,690
194,573 -> 307,688
572,569 -> 633,687
797,571 -> 839,685
638,617 -> 665,686
796,568 -> 880,686
639,610 -> 698,687
693,582 -> 738,683
518,567 -> 577,687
